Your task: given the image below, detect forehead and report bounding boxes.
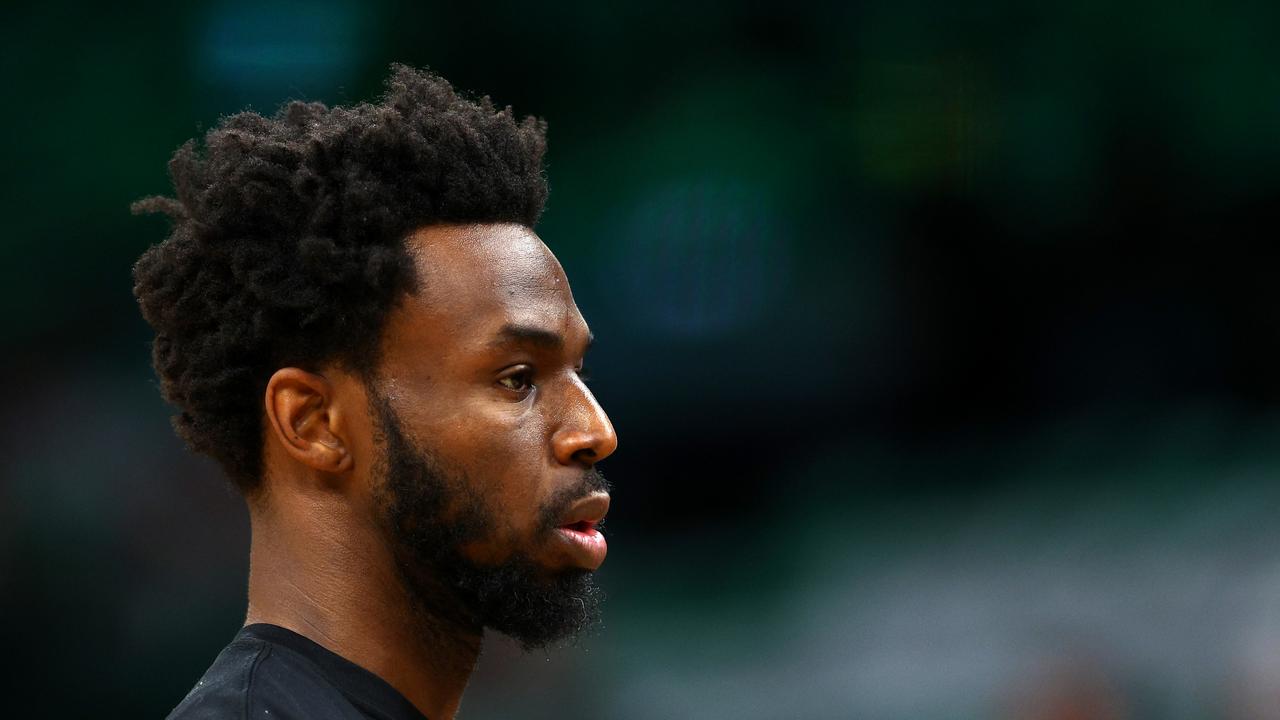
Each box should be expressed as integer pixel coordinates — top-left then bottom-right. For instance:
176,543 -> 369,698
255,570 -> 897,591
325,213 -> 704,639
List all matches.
381,223 -> 584,364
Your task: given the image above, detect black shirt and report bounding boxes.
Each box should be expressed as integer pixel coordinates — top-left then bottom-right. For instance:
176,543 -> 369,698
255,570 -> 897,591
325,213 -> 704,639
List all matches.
166,624 -> 428,720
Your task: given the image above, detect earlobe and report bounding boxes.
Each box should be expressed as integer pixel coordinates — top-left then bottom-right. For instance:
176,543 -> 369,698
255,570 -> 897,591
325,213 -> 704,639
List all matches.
264,368 -> 353,475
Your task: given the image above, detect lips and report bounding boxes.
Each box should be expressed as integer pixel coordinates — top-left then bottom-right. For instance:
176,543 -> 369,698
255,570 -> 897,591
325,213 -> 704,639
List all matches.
557,492 -> 610,529
552,492 -> 610,570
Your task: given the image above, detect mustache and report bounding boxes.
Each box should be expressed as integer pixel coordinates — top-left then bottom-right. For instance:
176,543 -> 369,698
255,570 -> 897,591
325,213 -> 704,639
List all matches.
537,468 -> 612,532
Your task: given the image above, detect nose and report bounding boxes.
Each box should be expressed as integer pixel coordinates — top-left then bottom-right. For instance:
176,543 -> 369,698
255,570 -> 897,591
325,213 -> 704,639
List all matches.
551,376 -> 618,467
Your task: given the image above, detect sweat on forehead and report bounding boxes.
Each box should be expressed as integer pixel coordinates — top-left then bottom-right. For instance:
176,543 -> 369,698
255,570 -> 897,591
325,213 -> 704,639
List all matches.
403,224 -> 573,310
375,224 -> 587,373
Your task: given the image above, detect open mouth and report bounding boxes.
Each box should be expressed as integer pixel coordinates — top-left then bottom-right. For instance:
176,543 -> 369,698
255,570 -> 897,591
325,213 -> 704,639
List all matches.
561,519 -> 597,534
552,493 -> 610,569
555,492 -> 609,533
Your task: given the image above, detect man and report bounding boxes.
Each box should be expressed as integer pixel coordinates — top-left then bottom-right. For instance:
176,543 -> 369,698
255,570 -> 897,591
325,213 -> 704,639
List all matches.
133,64 -> 618,720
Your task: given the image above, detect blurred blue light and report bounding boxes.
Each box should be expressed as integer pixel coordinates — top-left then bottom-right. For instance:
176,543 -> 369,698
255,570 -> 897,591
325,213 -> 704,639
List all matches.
199,0 -> 368,105
607,178 -> 792,339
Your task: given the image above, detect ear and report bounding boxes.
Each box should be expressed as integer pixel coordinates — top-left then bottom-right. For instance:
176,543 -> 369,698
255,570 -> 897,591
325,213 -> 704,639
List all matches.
264,367 -> 355,476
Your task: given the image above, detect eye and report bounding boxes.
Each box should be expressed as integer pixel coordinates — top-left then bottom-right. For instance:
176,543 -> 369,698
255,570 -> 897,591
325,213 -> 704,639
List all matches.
497,367 -> 535,394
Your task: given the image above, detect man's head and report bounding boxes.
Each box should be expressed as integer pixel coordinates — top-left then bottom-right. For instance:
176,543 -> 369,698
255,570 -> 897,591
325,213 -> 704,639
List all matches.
361,225 -> 617,649
132,66 -> 617,648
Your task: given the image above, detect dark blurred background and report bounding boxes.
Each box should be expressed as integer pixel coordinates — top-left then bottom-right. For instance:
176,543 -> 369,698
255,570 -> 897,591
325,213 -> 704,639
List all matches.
5,2 -> 1280,718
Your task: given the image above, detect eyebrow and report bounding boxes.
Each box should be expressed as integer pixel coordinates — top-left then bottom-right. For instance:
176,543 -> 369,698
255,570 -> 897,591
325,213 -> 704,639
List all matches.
491,323 -> 594,351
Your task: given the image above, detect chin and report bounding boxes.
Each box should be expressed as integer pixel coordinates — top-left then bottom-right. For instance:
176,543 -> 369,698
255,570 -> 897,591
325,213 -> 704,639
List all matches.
466,558 -> 605,650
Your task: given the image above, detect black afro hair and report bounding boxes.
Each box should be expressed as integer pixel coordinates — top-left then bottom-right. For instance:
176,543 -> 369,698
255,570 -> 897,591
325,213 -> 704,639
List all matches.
132,64 -> 549,492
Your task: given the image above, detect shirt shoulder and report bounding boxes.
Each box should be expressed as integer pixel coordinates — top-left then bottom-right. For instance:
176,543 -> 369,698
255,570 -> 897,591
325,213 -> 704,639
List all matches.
166,634 -> 366,720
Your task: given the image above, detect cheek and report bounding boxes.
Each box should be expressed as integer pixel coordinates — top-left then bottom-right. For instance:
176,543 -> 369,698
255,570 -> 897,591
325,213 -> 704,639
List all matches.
453,410 -> 553,536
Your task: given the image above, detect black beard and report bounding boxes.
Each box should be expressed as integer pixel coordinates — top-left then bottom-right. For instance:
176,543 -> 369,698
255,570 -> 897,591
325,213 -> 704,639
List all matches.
368,389 -> 611,650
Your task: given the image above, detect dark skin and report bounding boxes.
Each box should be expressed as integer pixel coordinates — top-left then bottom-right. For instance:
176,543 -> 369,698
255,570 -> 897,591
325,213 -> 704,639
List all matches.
243,223 -> 618,720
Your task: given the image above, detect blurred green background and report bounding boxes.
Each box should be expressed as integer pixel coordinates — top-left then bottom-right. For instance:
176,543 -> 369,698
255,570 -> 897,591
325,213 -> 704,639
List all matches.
5,2 -> 1280,718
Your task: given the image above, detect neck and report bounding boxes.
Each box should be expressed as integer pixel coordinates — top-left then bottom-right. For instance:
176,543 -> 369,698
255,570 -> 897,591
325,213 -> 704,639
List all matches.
244,500 -> 481,720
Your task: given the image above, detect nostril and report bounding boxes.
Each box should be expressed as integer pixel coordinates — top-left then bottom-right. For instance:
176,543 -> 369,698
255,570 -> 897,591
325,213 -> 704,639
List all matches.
553,428 -> 613,467
567,451 -> 599,469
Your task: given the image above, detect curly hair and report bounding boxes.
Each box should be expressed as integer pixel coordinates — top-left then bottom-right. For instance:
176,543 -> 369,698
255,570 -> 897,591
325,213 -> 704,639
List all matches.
132,64 -> 549,492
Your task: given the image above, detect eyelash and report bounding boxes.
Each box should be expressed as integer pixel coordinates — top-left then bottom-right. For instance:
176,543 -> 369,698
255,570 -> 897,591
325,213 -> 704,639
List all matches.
498,367 -> 535,393
496,365 -> 591,394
